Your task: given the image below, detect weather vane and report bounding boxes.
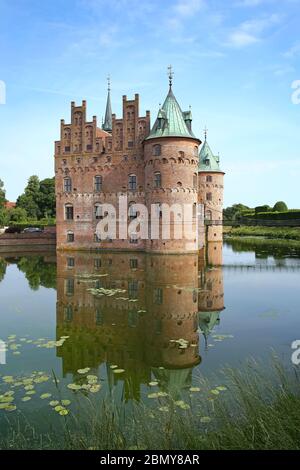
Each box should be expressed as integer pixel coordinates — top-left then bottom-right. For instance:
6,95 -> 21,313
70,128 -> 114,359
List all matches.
204,125 -> 208,141
167,65 -> 174,87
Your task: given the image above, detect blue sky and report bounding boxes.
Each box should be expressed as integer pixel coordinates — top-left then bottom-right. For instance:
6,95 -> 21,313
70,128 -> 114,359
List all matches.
0,0 -> 300,207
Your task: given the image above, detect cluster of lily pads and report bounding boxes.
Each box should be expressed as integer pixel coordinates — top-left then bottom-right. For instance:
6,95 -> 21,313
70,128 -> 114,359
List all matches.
0,371 -> 52,412
207,334 -> 234,348
3,334 -> 70,358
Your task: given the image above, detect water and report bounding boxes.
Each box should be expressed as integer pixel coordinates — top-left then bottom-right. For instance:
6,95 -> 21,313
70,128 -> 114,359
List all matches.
0,240 -> 299,427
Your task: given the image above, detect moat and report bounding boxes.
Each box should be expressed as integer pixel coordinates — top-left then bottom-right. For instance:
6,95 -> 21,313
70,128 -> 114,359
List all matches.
0,240 -> 299,433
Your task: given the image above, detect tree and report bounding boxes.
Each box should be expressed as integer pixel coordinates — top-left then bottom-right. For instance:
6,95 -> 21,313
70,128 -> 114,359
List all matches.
255,205 -> 271,214
273,201 -> 288,212
39,177 -> 55,218
0,179 -> 6,208
16,175 -> 41,219
16,175 -> 55,220
7,207 -> 27,222
223,204 -> 251,220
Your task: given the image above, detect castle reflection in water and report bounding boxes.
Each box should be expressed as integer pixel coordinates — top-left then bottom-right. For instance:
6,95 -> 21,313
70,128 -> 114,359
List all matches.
56,243 -> 224,400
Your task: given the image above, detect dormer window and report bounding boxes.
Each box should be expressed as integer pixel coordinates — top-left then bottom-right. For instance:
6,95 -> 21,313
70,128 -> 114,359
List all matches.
205,158 -> 210,166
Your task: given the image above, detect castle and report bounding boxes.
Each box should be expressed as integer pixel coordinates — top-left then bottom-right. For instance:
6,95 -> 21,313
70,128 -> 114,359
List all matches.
54,72 -> 224,253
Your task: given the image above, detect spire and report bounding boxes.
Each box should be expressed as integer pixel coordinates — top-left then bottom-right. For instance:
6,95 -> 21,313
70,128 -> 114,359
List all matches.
198,134 -> 223,173
204,125 -> 208,142
102,76 -> 112,132
146,68 -> 197,141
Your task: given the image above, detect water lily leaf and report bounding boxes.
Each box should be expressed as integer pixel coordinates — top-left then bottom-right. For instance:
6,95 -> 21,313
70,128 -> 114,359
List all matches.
77,368 -> 90,374
59,409 -> 69,416
113,369 -> 125,374
190,387 -> 201,392
24,385 -> 34,391
200,416 -> 211,423
89,385 -> 101,393
159,406 -> 169,412
110,365 -> 118,369
54,405 -> 64,412
61,400 -> 71,406
216,386 -> 227,391
210,389 -> 220,395
40,393 -> 52,400
49,401 -> 60,407
26,390 -> 36,395
21,396 -> 31,402
149,381 -> 158,387
5,404 -> 16,412
67,383 -> 81,391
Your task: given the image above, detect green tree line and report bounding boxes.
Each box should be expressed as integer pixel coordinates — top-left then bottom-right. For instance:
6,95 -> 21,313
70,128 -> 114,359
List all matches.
0,176 -> 55,226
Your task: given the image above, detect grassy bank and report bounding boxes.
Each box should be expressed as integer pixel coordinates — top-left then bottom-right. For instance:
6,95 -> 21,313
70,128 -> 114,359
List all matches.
224,225 -> 300,241
1,359 -> 300,450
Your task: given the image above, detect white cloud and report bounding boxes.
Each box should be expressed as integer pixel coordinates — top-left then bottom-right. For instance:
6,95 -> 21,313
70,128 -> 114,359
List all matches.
284,42 -> 300,59
174,0 -> 206,17
226,14 -> 281,48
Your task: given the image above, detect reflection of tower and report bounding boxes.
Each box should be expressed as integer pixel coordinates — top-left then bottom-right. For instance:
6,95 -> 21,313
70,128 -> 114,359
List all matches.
144,255 -> 201,393
198,243 -> 225,349
56,251 -> 201,400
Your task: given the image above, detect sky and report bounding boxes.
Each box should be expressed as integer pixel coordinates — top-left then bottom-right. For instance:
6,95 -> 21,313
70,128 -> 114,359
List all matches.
0,0 -> 300,208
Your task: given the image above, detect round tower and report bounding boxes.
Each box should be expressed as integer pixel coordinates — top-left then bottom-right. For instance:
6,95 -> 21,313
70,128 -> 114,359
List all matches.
198,130 -> 225,243
144,72 -> 201,253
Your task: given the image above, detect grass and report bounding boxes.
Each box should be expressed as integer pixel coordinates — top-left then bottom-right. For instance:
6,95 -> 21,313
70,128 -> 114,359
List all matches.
1,358 -> 300,450
224,226 -> 300,241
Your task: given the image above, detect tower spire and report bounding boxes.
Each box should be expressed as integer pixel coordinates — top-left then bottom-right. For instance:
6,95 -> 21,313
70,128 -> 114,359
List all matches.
102,75 -> 112,132
167,65 -> 174,88
204,125 -> 208,141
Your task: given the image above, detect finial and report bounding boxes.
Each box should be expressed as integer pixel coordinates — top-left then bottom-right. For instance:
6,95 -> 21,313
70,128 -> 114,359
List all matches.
204,125 -> 208,141
107,75 -> 111,92
167,65 -> 174,88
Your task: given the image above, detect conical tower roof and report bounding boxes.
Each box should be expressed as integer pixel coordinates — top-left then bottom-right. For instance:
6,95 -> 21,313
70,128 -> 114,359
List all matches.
198,137 -> 222,172
102,78 -> 112,132
146,86 -> 196,140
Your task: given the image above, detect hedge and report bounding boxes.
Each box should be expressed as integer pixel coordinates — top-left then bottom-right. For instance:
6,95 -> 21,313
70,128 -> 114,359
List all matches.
243,211 -> 300,220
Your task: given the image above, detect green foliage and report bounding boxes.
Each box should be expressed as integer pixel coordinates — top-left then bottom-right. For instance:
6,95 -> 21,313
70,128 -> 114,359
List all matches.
225,226 -> 300,241
0,179 -> 6,208
254,211 -> 300,220
255,205 -> 271,214
17,256 -> 56,290
273,201 -> 288,212
16,176 -> 55,220
223,204 -> 251,220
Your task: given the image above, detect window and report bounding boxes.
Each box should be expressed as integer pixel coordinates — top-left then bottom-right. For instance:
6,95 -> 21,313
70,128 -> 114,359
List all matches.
130,233 -> 138,244
129,202 -> 137,220
64,146 -> 70,153
86,144 -> 92,151
205,210 -> 212,221
67,232 -> 74,243
128,310 -> 138,328
205,158 -> 210,166
206,193 -> 212,201
194,146 -> 198,156
94,203 -> 103,220
193,173 -> 197,189
128,280 -> 138,299
206,175 -> 212,183
153,144 -> 161,156
128,174 -> 137,190
193,203 -> 197,218
154,172 -> 161,188
64,177 -> 72,193
64,305 -> 73,322
95,309 -> 104,326
65,204 -> 74,220
128,141 -> 133,148
67,257 -> 75,268
154,288 -> 163,305
130,259 -> 138,269
65,279 -> 74,296
94,176 -> 102,192
94,258 -> 101,269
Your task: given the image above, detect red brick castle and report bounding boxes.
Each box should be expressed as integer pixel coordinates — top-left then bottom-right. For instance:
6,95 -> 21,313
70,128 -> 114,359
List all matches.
54,71 -> 224,253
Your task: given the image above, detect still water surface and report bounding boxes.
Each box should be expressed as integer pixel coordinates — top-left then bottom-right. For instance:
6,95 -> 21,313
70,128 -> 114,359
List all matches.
0,240 -> 299,426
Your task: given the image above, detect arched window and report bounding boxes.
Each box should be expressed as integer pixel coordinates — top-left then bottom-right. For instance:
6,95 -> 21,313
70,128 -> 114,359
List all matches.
206,175 -> 213,183
153,144 -> 161,156
65,204 -> 74,220
64,177 -> 72,193
205,210 -> 212,221
154,172 -> 161,188
193,203 -> 197,218
206,193 -> 212,201
94,175 -> 102,192
128,174 -> 137,190
94,203 -> 103,220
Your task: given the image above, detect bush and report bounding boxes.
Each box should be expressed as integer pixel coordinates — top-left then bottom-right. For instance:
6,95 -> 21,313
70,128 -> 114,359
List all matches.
273,201 -> 288,212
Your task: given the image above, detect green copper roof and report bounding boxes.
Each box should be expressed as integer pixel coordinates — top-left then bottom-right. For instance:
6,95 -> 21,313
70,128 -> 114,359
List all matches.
102,87 -> 112,132
146,87 -> 196,140
198,139 -> 222,172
